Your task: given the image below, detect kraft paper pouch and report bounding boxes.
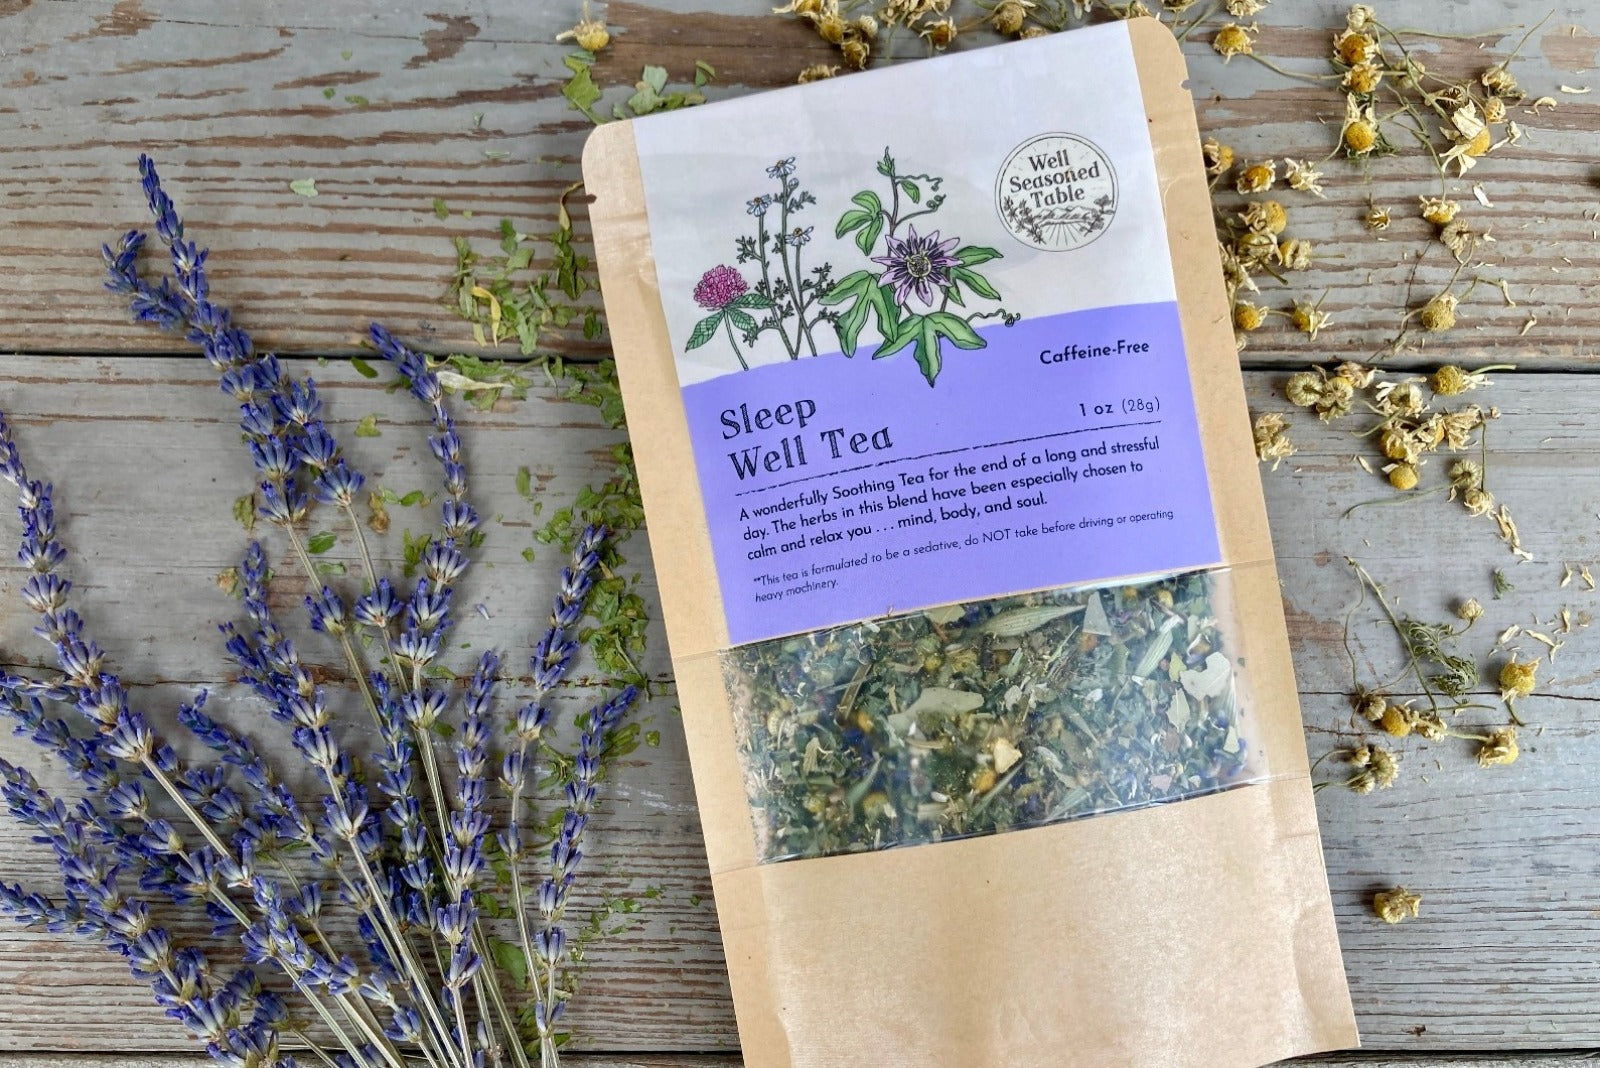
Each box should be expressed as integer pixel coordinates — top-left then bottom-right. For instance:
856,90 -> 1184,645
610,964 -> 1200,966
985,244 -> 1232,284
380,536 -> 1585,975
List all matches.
584,19 -> 1358,1068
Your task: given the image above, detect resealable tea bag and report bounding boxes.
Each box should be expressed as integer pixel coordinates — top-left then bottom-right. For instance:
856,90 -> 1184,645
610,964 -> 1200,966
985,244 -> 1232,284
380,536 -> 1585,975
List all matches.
585,18 -> 1357,1068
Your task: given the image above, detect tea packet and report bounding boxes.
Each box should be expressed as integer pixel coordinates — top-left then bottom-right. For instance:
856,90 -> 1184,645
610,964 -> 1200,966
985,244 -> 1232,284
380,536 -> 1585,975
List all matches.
585,19 -> 1357,1068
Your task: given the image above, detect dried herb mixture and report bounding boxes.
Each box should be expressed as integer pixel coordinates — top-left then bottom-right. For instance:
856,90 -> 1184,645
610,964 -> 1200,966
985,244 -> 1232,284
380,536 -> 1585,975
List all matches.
726,570 -> 1256,861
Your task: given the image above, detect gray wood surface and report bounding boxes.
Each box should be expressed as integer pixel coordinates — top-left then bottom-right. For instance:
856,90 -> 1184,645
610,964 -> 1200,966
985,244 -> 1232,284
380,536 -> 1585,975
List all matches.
0,0 -> 1595,367
2,1055 -> 1598,1068
1,0 -> 1599,1063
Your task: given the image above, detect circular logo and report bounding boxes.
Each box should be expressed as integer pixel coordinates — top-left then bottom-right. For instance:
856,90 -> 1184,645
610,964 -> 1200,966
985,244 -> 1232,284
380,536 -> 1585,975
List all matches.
995,133 -> 1118,252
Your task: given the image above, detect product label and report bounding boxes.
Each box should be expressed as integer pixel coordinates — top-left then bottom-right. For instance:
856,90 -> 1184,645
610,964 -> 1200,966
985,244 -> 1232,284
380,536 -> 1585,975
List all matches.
634,22 -> 1220,645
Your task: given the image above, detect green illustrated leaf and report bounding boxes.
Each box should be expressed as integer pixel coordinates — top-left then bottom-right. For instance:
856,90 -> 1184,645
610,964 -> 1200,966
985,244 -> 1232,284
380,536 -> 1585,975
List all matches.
307,531 -> 337,555
727,309 -> 758,334
950,266 -> 1001,301
836,209 -> 872,238
942,284 -> 966,308
900,179 -> 921,204
851,190 -> 884,216
876,148 -> 895,177
927,311 -> 986,350
685,311 -> 724,351
822,272 -> 900,357
729,291 -> 776,310
955,245 -> 1003,267
856,214 -> 884,256
872,313 -> 923,361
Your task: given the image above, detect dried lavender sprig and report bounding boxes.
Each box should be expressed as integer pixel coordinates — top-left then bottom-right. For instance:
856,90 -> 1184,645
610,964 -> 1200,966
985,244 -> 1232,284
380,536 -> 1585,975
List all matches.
0,756 -> 297,1068
528,683 -> 636,1053
499,525 -> 607,1015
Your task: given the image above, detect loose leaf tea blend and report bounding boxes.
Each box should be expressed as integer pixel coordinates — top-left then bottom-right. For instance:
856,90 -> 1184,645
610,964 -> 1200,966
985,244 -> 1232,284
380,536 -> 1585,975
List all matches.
586,19 -> 1356,1068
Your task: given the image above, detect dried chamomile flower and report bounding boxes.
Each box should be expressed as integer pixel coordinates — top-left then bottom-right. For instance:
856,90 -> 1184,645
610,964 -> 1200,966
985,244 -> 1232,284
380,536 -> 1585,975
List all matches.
1448,459 -> 1483,494
1374,379 -> 1424,418
1290,299 -> 1330,339
1218,241 -> 1257,298
1343,61 -> 1383,94
1239,199 -> 1288,235
1498,658 -> 1537,701
1456,598 -> 1484,623
1334,361 -> 1375,389
1345,3 -> 1376,31
840,33 -> 871,68
921,16 -> 958,48
1342,97 -> 1379,155
556,3 -> 611,52
1365,204 -> 1392,231
1386,462 -> 1419,491
1203,138 -> 1234,177
1018,25 -> 1049,39
1379,701 -> 1416,736
1233,301 -> 1268,332
1283,158 -> 1325,196
1418,196 -> 1460,226
1213,22 -> 1256,62
1414,710 -> 1447,741
854,14 -> 879,38
1355,689 -> 1387,722
1284,370 -> 1353,421
1462,486 -> 1496,517
1481,63 -> 1519,97
1441,102 -> 1492,173
1333,28 -> 1377,66
1418,292 -> 1459,333
798,64 -> 840,83
1226,0 -> 1268,16
1440,406 -> 1483,450
1430,364 -> 1494,395
1373,887 -> 1422,925
1477,725 -> 1520,767
1437,220 -> 1481,261
1234,229 -> 1281,267
1111,0 -> 1154,17
991,0 -> 1035,34
1278,237 -> 1313,270
1252,411 -> 1295,468
1235,157 -> 1275,193
1369,745 -> 1399,787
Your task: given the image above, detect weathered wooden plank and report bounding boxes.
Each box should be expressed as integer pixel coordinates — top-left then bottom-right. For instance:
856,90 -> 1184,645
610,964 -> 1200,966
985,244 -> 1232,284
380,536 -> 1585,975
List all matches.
2,358 -> 1600,1055
0,0 -> 1596,367
1,1053 -> 1598,1068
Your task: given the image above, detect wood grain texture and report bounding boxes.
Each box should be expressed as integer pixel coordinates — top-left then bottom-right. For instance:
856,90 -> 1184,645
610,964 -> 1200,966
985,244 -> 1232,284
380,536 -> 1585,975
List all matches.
4,1056 -> 1599,1068
1,359 -> 1600,1055
0,0 -> 1595,367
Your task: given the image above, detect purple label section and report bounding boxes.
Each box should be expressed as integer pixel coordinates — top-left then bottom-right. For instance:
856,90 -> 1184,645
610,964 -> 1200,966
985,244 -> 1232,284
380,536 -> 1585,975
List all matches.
682,300 -> 1221,645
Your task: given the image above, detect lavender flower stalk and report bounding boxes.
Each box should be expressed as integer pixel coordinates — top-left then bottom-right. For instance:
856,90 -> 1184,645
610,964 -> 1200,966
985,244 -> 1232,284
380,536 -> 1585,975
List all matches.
0,158 -> 641,1068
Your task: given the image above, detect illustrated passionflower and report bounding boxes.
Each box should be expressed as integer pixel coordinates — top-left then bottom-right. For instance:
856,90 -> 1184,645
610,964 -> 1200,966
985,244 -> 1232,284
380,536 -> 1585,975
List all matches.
693,265 -> 749,311
871,224 -> 961,307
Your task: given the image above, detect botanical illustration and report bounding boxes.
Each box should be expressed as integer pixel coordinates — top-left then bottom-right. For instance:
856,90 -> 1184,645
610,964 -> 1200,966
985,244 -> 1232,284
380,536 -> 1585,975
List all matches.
999,187 -> 1115,248
824,148 -> 1016,386
687,149 -> 1013,385
686,156 -> 836,368
726,570 -> 1255,862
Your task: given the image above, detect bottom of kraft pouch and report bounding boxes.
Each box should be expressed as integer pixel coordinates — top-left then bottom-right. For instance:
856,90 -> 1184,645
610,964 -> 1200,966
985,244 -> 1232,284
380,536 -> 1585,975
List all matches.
709,780 -> 1359,1068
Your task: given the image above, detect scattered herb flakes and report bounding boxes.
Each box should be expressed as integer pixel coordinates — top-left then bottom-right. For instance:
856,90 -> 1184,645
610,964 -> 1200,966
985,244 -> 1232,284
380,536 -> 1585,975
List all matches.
645,730 -> 661,748
345,95 -> 369,107
1493,567 -> 1515,599
215,567 -> 241,597
354,413 -> 381,437
340,49 -> 353,60
288,178 -> 319,198
322,87 -> 336,100
402,529 -> 432,579
729,571 -> 1255,862
306,530 -> 337,555
433,197 -> 450,220
348,355 -> 379,379
483,149 -> 511,160
232,491 -> 257,533
562,51 -> 604,123
314,561 -> 348,577
521,547 -> 537,563
367,490 -> 390,535
516,466 -> 534,500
